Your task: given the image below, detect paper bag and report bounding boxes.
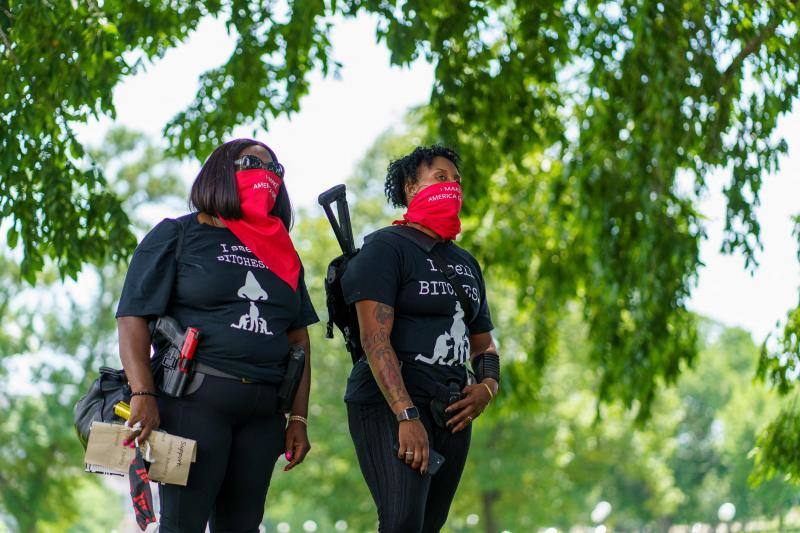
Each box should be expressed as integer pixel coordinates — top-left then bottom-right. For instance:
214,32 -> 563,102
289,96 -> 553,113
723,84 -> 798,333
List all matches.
146,429 -> 197,485
84,422 -> 197,486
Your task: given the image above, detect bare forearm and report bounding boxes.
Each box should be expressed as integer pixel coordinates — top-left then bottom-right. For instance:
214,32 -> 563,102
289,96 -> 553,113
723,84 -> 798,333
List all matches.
117,316 -> 156,393
367,342 -> 412,414
287,328 -> 311,418
359,302 -> 413,414
469,333 -> 495,358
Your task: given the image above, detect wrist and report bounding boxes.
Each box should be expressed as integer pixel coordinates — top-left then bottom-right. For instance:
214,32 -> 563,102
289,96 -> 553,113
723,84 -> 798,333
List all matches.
130,390 -> 158,398
481,378 -> 499,395
395,405 -> 420,422
390,399 -> 414,417
288,414 -> 308,427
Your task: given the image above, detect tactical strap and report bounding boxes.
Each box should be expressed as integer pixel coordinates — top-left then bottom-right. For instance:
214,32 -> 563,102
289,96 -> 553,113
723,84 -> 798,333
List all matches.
382,225 -> 474,323
427,246 -> 474,324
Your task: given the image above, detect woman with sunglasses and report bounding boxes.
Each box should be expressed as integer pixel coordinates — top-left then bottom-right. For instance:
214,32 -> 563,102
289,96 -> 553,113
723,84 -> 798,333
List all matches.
341,146 -> 500,532
115,139 -> 318,532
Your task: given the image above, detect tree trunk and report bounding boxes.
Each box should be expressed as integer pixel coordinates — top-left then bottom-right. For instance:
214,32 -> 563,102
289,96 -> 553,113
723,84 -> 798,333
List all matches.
481,489 -> 500,533
656,516 -> 672,533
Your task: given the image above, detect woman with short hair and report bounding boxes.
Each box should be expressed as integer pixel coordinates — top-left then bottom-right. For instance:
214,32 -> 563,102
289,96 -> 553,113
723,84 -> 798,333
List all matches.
342,145 -> 501,532
116,139 -> 318,532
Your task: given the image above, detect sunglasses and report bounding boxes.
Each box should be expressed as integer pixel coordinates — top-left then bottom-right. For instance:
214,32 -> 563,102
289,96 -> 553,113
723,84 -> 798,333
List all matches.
234,154 -> 285,179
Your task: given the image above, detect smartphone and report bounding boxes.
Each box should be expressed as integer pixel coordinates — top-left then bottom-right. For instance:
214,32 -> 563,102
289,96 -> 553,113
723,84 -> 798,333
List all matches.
393,443 -> 446,476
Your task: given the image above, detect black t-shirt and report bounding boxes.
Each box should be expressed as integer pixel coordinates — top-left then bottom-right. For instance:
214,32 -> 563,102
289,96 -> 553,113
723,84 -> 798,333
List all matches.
116,213 -> 319,384
341,227 -> 493,404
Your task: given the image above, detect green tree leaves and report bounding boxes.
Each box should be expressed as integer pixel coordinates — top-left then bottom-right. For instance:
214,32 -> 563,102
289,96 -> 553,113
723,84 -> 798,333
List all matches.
0,128 -> 185,532
2,0 -> 799,482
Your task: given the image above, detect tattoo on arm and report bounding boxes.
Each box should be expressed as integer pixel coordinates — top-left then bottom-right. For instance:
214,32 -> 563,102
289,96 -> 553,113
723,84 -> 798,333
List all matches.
358,302 -> 412,411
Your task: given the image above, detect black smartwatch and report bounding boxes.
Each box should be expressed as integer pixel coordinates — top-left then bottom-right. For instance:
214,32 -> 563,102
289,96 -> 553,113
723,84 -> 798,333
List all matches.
396,406 -> 420,422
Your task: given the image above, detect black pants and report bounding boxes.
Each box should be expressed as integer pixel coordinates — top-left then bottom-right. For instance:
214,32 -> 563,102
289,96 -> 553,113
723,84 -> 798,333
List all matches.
347,401 -> 472,533
157,374 -> 286,533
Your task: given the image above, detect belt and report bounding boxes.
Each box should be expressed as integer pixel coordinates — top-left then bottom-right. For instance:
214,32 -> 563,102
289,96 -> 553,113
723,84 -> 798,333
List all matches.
194,362 -> 259,384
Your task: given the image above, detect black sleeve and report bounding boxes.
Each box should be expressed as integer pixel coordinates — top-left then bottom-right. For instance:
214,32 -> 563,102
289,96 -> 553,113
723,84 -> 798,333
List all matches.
115,219 -> 179,319
289,269 -> 319,330
341,238 -> 402,307
469,261 -> 494,334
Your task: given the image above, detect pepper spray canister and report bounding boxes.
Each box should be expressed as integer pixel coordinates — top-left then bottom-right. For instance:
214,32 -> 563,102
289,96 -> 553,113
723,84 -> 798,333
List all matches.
114,401 -> 131,420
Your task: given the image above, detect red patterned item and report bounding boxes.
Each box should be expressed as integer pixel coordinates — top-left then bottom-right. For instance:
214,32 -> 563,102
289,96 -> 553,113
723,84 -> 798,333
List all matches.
393,182 -> 463,240
128,446 -> 157,530
220,169 -> 301,290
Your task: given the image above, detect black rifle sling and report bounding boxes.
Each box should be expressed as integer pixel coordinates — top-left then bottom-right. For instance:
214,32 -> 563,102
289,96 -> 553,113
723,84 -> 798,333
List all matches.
427,245 -> 473,322
382,226 -> 474,323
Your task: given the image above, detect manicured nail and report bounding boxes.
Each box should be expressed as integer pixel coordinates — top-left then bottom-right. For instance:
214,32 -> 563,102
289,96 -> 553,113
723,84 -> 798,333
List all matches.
285,451 -> 293,461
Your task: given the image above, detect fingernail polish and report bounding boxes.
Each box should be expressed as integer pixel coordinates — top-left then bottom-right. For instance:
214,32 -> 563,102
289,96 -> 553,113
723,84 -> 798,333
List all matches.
285,452 -> 292,461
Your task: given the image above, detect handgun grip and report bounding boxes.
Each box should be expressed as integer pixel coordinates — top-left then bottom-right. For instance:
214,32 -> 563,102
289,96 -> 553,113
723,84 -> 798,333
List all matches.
153,316 -> 185,347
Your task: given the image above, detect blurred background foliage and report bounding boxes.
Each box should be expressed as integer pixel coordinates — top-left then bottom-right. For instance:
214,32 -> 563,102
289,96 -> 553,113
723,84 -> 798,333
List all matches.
2,0 -> 800,530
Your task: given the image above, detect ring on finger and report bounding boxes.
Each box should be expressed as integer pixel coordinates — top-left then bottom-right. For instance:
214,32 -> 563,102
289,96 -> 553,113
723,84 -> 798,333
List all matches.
405,451 -> 414,456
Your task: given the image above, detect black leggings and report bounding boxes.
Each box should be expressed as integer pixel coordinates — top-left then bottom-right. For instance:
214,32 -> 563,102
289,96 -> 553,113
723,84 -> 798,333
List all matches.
347,401 -> 472,533
157,374 -> 286,533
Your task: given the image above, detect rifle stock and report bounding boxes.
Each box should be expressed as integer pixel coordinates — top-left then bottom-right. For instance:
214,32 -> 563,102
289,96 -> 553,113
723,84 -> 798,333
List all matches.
318,184 -> 356,255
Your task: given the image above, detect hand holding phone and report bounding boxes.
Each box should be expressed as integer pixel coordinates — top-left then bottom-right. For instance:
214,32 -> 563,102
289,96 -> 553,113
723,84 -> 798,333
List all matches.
393,443 -> 445,476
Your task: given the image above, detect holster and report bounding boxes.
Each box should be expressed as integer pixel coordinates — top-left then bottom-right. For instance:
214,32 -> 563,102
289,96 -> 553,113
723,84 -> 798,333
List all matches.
158,345 -> 192,398
278,345 -> 306,413
149,316 -> 200,399
430,379 -> 464,428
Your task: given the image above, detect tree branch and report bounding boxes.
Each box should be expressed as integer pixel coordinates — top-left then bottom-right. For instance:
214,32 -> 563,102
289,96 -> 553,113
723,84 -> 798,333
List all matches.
0,25 -> 15,62
721,16 -> 782,85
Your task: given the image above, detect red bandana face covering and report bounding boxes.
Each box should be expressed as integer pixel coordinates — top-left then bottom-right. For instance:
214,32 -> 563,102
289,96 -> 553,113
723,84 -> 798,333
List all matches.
393,182 -> 463,240
219,168 -> 301,291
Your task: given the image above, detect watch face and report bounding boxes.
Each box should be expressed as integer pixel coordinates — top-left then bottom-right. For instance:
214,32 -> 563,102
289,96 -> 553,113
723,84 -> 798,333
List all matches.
405,406 -> 420,419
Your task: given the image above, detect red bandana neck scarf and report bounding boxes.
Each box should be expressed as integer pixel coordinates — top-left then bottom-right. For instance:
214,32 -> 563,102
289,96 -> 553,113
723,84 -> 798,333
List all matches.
393,182 -> 463,240
219,168 -> 301,291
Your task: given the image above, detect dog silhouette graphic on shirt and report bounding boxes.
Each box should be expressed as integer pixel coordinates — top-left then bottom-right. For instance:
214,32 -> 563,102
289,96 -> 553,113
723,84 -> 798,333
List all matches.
415,301 -> 469,366
231,271 -> 273,335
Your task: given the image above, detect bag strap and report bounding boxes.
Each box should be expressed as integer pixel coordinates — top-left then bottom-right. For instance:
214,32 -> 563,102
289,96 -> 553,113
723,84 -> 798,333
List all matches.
171,217 -> 186,261
381,225 -> 474,323
427,245 -> 473,323
148,218 -> 186,368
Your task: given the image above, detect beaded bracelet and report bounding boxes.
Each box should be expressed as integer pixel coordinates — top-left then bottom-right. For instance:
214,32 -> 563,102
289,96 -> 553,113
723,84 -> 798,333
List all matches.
130,391 -> 158,398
